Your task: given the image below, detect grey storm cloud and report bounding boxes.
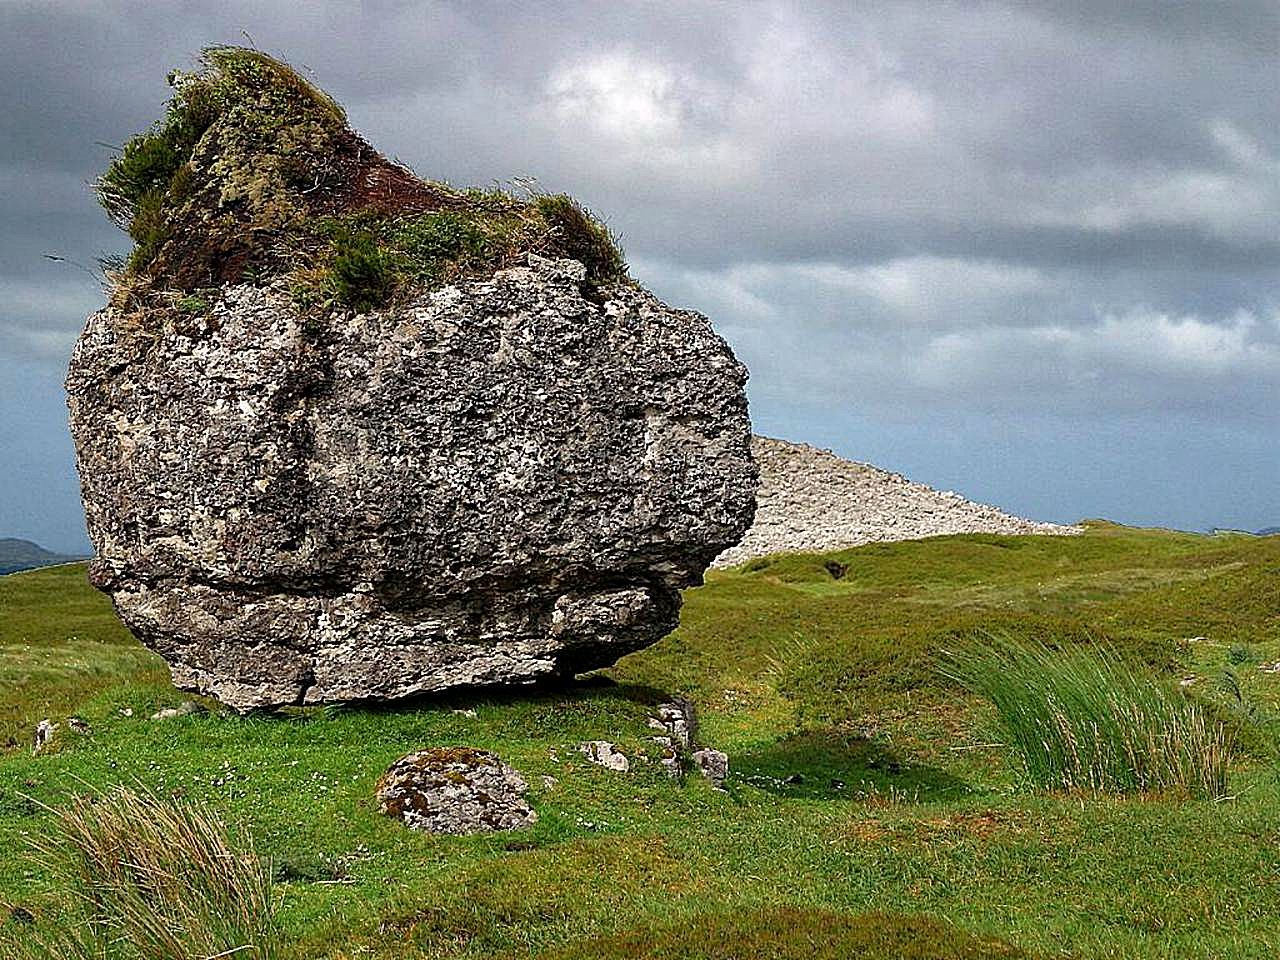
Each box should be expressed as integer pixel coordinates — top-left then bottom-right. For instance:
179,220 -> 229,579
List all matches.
1,0 -> 1277,550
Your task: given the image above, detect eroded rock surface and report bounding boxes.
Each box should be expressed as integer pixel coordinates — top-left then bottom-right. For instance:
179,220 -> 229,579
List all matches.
68,257 -> 756,710
376,747 -> 535,834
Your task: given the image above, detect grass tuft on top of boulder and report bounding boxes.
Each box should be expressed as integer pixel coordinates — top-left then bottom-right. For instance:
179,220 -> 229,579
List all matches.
95,47 -> 627,311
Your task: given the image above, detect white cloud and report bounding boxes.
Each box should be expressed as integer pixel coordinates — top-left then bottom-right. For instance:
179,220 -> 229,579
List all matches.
0,278 -> 101,363
1023,120 -> 1280,243
542,48 -> 746,179
794,257 -> 1046,323
547,50 -> 685,142
913,307 -> 1280,399
641,254 -> 1280,422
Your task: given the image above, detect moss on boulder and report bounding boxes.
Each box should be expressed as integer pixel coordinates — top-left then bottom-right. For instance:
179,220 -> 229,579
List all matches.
96,47 -> 626,311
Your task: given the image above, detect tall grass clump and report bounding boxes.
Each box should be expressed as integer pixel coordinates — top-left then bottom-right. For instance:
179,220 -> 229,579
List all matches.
9,785 -> 279,960
943,635 -> 1232,798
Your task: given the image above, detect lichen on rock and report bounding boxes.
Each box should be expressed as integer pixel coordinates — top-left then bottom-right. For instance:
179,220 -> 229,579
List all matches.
68,49 -> 756,712
376,747 -> 536,834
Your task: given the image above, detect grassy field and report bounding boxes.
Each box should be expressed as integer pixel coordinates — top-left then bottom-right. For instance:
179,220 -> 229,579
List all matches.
2,522 -> 1279,958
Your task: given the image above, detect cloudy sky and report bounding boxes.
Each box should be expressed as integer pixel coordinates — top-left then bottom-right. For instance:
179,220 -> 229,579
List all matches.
2,1 -> 1277,553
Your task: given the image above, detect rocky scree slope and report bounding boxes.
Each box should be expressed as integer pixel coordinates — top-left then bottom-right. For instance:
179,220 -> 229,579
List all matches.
714,437 -> 1079,567
67,48 -> 756,711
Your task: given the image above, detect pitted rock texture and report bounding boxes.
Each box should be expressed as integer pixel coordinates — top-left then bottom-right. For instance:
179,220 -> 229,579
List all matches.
714,437 -> 1079,567
376,747 -> 535,834
67,256 -> 756,710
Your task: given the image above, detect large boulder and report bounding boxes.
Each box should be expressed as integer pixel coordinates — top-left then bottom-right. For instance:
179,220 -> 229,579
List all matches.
68,256 -> 754,709
67,51 -> 755,712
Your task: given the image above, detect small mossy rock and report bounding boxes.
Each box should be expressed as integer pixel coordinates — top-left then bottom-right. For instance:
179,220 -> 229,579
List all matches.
376,747 -> 536,835
691,748 -> 730,788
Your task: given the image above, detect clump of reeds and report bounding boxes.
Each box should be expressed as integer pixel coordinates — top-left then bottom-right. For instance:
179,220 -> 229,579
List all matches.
9,784 -> 278,960
943,635 -> 1232,798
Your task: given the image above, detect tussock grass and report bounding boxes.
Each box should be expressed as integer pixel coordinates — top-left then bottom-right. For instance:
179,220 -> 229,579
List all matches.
943,635 -> 1232,797
11,785 -> 278,960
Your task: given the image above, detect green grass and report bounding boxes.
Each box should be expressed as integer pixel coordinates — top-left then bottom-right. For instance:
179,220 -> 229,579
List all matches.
12,785 -> 278,959
943,635 -> 1231,796
528,907 -> 1030,959
2,524 -> 1280,957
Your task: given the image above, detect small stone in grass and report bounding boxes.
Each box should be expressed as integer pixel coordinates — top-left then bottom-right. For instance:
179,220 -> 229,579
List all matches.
151,701 -> 202,720
692,748 -> 730,789
376,747 -> 536,835
32,720 -> 55,754
579,740 -> 630,772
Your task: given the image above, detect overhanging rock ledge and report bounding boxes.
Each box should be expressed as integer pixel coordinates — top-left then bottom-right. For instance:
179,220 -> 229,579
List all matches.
68,257 -> 757,710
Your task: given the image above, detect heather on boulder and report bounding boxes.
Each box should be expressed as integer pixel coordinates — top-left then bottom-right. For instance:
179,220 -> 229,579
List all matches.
68,49 -> 757,711
95,46 -> 627,307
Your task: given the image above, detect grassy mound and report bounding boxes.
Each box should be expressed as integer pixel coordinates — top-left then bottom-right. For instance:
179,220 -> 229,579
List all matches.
96,47 -> 626,311
532,907 -> 1030,959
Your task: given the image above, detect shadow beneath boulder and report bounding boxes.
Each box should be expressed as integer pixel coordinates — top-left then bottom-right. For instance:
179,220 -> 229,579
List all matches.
274,672 -> 676,720
734,728 -> 969,802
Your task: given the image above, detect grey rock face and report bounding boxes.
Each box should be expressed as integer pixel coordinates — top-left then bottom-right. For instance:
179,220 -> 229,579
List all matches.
376,747 -> 536,834
691,748 -> 730,788
67,256 -> 756,711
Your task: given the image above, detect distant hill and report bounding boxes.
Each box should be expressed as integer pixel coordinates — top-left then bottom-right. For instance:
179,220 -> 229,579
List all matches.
1259,527 -> 1280,537
0,538 -> 84,575
714,436 -> 1081,567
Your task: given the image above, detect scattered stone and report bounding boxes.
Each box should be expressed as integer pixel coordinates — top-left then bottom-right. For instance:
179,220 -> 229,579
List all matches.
692,748 -> 730,789
452,709 -> 478,718
118,707 -> 133,717
579,741 -> 630,773
67,717 -> 90,735
714,436 -> 1080,567
541,775 -> 559,790
653,700 -> 697,751
32,720 -> 54,754
376,747 -> 536,835
645,699 -> 703,779
150,701 -> 202,720
1260,662 -> 1280,674
652,737 -> 682,779
1178,675 -> 1198,687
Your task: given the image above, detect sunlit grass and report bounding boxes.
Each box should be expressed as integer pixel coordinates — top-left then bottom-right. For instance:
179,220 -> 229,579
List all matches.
943,635 -> 1232,797
8,785 -> 278,960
